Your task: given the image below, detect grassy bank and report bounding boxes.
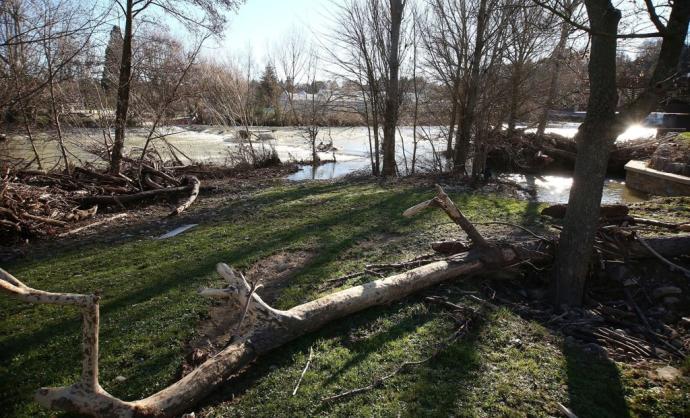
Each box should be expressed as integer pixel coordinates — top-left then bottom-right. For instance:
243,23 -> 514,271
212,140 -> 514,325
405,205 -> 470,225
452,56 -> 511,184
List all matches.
0,180 -> 687,417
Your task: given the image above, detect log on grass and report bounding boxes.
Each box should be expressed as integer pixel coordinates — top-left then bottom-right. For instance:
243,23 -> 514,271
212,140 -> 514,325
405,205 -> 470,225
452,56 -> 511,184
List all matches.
2,240 -> 551,417
2,185 -> 688,417
431,240 -> 471,255
541,203 -> 629,220
627,234 -> 690,258
0,186 -> 553,417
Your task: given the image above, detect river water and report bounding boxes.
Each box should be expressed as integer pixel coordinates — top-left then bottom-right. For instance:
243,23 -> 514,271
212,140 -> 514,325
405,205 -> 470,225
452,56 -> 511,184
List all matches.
1,123 -> 657,204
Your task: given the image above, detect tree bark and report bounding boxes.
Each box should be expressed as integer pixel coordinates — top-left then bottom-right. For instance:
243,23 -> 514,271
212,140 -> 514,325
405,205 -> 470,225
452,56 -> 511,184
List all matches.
553,0 -> 690,308
446,79 -> 460,158
554,0 -> 621,308
109,0 -> 134,175
381,0 -> 404,177
453,0 -> 488,173
507,62 -> 522,133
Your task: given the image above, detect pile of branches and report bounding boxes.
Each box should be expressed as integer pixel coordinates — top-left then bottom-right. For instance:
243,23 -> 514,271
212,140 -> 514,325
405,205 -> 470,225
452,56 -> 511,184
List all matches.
0,153 -> 200,243
321,192 -> 689,367
486,130 -> 661,175
480,203 -> 690,363
0,169 -> 88,239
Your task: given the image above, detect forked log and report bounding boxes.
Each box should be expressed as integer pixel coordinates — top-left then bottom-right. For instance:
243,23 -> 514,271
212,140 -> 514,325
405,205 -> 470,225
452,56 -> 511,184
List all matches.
0,186 -> 553,417
3,186 -> 687,417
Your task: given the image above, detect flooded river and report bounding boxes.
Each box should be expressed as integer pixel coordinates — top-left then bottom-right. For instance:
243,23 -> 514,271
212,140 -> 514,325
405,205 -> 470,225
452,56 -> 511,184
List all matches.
1,123 -> 656,204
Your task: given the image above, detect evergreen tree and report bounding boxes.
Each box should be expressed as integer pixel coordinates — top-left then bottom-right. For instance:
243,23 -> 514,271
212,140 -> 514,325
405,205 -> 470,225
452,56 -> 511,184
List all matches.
258,65 -> 281,123
101,25 -> 123,94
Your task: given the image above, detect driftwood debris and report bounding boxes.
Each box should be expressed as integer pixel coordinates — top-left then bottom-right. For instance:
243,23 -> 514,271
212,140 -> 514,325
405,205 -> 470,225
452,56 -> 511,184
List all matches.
486,131 -> 660,175
1,185 -> 689,417
168,176 -> 200,217
1,161 -> 202,243
75,180 -> 196,207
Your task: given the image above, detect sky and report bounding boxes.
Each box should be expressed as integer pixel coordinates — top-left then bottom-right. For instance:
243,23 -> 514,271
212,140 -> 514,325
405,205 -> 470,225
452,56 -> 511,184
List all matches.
204,0 -> 335,67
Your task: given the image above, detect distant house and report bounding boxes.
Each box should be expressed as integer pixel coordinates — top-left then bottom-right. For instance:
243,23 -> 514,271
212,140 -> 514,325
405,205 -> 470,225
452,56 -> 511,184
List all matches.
279,89 -> 366,114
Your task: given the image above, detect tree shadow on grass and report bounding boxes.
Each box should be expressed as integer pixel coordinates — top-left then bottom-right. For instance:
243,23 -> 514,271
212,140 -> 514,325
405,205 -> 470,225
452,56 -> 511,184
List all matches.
394,312 -> 487,417
1,181 -> 528,417
0,183 -> 434,417
563,344 -> 630,418
196,298 -> 488,418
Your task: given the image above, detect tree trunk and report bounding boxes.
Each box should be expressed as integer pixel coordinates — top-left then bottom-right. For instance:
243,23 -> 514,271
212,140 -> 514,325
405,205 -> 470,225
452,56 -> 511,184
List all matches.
109,0 -> 134,175
554,0 -> 621,308
554,0 -> 690,308
453,0 -> 488,173
507,62 -> 522,133
44,39 -> 69,175
536,15 -> 570,137
446,78 -> 460,158
381,0 -> 404,177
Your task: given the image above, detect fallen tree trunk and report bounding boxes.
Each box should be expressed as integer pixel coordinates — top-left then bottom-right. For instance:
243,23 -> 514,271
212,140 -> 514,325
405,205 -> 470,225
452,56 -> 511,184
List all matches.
2,186 -> 688,417
0,186 -> 553,417
3,243 -> 551,417
486,132 -> 659,175
614,233 -> 690,259
541,203 -> 629,219
75,183 -> 195,207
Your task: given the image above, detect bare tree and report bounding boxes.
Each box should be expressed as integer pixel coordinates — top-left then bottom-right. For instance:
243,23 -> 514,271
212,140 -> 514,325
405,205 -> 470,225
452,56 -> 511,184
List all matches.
503,0 -> 554,133
535,0 -> 582,137
273,29 -> 309,126
535,0 -> 690,307
108,0 -> 245,174
1,0 -> 104,170
423,0 -> 509,174
381,0 -> 406,176
327,0 -> 409,176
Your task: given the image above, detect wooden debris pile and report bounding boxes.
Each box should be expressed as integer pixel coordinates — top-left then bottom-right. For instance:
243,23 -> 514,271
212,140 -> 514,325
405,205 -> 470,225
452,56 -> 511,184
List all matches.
486,130 -> 660,174
0,156 -> 201,244
0,169 -> 93,240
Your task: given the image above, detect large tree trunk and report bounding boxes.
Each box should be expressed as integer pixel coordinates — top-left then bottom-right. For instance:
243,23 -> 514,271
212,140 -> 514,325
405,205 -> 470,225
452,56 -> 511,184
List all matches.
453,0 -> 488,173
381,0 -> 404,177
554,0 -> 690,308
554,0 -> 621,308
109,0 -> 134,175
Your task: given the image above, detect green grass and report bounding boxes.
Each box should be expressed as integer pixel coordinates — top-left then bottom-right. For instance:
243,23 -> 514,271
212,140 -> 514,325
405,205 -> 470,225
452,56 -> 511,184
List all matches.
0,181 -> 687,417
677,132 -> 690,143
